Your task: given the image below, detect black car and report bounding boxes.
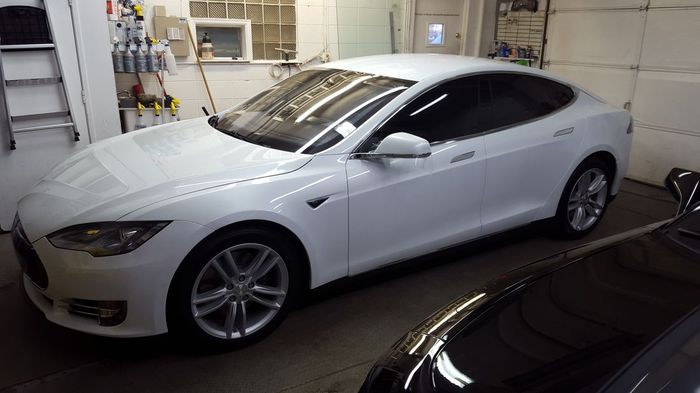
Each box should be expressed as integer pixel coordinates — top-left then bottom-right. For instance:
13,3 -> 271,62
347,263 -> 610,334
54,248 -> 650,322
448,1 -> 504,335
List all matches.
361,168 -> 700,393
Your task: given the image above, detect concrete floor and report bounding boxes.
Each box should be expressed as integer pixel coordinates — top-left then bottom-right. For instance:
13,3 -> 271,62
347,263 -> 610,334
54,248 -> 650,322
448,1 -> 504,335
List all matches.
0,180 -> 677,393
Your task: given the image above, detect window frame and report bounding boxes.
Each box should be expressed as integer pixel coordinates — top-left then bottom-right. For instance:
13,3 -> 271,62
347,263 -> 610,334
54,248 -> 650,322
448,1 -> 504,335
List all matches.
191,18 -> 253,62
351,71 -> 579,156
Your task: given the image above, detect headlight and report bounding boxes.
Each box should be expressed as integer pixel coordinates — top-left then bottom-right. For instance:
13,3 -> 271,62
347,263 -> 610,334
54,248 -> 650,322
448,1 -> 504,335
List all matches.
48,221 -> 170,257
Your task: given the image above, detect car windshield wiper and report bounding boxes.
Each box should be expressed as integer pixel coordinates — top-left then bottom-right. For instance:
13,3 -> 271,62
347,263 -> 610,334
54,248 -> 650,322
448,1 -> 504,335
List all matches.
216,127 -> 273,149
208,115 -> 219,127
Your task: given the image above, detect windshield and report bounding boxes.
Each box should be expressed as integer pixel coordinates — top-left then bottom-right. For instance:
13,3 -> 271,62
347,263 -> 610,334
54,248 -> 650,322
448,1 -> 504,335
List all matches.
213,69 -> 414,154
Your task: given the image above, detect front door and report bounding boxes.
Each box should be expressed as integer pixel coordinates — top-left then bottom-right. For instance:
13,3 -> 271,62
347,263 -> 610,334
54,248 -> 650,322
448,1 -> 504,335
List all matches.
413,0 -> 464,54
347,76 -> 492,275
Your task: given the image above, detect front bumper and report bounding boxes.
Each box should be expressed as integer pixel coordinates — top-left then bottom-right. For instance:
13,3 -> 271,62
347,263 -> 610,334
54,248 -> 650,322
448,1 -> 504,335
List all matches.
16,220 -> 212,337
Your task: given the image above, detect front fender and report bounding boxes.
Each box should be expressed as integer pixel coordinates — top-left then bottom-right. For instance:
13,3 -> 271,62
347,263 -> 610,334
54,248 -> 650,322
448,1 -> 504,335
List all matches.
120,155 -> 350,289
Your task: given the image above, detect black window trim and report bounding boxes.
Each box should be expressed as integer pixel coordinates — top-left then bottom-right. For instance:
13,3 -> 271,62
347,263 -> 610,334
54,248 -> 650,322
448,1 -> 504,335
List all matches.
349,71 -> 580,156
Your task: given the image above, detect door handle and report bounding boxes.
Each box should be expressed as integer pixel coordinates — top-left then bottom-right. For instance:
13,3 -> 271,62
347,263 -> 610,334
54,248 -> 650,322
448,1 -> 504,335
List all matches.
553,127 -> 574,137
450,151 -> 475,163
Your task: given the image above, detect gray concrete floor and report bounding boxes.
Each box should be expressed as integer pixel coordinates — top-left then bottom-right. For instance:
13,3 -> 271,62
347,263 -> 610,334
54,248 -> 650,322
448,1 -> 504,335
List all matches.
0,180 -> 677,393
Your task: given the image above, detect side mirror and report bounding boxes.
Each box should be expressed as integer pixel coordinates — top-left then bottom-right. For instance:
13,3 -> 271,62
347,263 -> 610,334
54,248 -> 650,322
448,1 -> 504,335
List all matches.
353,132 -> 431,160
665,168 -> 700,215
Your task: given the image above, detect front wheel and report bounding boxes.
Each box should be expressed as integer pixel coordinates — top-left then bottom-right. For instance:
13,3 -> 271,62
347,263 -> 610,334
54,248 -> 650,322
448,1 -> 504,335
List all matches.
554,158 -> 612,239
167,228 -> 302,351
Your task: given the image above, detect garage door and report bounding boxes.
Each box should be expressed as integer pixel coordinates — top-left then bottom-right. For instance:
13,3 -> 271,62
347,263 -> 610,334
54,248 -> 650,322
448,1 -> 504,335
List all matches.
543,0 -> 700,185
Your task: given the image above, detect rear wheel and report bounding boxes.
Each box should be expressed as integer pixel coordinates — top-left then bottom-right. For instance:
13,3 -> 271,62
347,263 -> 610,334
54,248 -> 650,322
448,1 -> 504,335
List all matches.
554,158 -> 612,239
167,228 -> 302,351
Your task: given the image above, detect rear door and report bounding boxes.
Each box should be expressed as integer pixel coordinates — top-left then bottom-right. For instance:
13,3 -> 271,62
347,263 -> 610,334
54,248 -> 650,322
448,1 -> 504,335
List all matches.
481,73 -> 583,234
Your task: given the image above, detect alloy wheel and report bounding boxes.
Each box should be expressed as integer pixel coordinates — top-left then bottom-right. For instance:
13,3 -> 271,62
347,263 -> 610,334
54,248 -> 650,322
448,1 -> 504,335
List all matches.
190,243 -> 289,340
567,168 -> 608,232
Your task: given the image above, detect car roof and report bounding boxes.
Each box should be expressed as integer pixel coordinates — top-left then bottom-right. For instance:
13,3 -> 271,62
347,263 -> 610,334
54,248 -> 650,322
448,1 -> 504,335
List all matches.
317,54 -> 606,102
320,54 -> 548,82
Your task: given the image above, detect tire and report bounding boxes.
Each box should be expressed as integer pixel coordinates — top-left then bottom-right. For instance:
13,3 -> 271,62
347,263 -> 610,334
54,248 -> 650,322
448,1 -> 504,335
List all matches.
167,227 -> 303,351
553,157 -> 612,239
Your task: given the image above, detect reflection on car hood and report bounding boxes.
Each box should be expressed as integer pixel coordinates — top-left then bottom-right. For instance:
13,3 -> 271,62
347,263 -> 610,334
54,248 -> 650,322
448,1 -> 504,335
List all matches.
17,117 -> 311,241
361,222 -> 696,393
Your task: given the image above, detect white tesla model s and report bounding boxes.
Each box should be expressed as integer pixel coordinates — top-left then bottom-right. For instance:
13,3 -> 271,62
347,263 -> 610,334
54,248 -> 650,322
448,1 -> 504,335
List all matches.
13,54 -> 632,348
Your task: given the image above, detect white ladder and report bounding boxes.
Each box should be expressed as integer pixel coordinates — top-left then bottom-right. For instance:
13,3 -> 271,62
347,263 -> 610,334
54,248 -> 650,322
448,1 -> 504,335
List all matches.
0,1 -> 80,150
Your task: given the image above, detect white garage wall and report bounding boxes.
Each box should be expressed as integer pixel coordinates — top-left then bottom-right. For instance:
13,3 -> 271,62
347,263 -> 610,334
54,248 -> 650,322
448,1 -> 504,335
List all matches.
0,0 -> 121,231
544,0 -> 700,185
116,0 -> 340,120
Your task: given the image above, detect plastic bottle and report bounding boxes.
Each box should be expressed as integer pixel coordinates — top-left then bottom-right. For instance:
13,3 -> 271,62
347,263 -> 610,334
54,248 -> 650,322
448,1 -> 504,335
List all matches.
170,97 -> 181,122
146,40 -> 159,72
123,43 -> 136,73
152,102 -> 162,126
135,44 -> 148,73
112,43 -> 125,73
200,32 -> 214,60
135,102 -> 147,129
163,43 -> 178,75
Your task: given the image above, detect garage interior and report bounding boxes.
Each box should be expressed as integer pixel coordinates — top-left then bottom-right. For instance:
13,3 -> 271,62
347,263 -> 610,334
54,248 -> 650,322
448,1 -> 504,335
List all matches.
0,0 -> 698,392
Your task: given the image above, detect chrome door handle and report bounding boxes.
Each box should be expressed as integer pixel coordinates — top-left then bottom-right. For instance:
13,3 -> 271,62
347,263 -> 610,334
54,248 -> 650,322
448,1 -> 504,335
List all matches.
450,151 -> 475,163
553,127 -> 574,137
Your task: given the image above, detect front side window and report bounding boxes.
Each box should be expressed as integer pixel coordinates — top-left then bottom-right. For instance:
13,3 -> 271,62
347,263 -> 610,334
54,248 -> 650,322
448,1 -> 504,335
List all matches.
488,73 -> 575,129
213,69 -> 414,154
360,76 -> 492,151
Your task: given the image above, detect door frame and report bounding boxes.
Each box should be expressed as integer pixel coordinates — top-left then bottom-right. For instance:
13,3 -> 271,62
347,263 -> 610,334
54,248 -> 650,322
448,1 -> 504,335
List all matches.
404,0 -> 471,55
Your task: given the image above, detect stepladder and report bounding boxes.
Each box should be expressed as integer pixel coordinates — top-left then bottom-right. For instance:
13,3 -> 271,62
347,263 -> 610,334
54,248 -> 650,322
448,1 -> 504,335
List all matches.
0,1 -> 80,150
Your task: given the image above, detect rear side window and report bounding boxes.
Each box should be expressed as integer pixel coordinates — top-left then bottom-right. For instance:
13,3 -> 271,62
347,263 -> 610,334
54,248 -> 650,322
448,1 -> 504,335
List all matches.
487,74 -> 575,129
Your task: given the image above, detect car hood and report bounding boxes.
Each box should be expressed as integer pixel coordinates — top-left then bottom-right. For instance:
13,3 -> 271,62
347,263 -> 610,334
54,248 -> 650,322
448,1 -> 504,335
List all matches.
17,117 -> 312,242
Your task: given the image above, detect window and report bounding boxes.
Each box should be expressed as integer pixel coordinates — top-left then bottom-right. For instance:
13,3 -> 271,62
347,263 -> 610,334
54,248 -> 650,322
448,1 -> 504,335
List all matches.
0,6 -> 50,45
189,0 -> 296,60
487,73 -> 575,129
361,77 -> 492,151
213,69 -> 414,154
192,19 -> 252,61
427,23 -> 445,46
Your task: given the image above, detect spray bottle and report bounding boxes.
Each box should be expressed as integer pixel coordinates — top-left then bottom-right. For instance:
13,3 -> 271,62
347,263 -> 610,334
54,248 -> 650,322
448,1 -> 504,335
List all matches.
135,102 -> 147,129
170,97 -> 181,122
133,4 -> 147,43
200,32 -> 214,60
163,42 -> 178,75
146,37 -> 159,72
152,101 -> 162,126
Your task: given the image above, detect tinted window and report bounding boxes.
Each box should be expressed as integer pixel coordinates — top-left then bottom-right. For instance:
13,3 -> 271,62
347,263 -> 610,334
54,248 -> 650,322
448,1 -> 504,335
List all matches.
433,233 -> 700,393
360,77 -> 492,151
488,74 -> 575,129
214,69 -> 413,153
